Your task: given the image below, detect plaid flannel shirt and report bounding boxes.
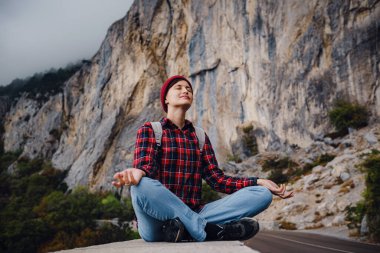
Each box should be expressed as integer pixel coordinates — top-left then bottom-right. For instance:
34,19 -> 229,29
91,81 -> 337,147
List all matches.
133,117 -> 258,212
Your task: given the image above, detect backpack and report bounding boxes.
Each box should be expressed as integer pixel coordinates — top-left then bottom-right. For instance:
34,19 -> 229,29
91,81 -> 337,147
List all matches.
150,122 -> 206,153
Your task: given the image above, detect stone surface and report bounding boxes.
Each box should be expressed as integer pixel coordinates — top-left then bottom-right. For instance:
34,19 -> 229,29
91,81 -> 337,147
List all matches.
360,214 -> 369,236
364,132 -> 378,145
332,215 -> 346,226
255,124 -> 378,232
53,239 -> 258,253
3,94 -> 63,160
340,172 -> 351,182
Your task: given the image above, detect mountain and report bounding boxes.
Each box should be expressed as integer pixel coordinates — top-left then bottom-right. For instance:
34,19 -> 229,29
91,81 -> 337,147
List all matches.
1,0 -> 379,194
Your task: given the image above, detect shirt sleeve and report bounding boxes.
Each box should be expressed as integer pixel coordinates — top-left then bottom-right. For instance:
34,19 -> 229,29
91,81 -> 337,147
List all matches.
132,123 -> 159,178
201,133 -> 258,194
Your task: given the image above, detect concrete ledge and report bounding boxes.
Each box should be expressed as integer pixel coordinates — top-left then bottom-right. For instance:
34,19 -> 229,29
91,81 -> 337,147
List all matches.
54,239 -> 259,253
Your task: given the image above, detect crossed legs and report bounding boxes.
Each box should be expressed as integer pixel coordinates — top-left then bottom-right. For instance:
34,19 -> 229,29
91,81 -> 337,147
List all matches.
130,177 -> 272,242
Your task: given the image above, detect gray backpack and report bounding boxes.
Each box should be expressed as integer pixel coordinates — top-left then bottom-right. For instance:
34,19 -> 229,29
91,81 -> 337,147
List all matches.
150,122 -> 206,153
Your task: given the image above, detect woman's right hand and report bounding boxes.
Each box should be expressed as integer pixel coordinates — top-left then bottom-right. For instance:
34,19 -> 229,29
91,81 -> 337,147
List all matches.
257,178 -> 294,199
112,168 -> 146,188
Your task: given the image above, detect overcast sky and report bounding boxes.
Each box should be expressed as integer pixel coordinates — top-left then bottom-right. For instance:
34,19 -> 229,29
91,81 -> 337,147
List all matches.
0,0 -> 134,86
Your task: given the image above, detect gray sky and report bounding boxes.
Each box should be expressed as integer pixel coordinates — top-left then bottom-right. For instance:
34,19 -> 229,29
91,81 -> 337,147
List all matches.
0,0 -> 133,86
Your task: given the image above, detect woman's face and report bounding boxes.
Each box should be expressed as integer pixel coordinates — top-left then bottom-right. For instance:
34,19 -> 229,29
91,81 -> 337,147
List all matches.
165,80 -> 193,112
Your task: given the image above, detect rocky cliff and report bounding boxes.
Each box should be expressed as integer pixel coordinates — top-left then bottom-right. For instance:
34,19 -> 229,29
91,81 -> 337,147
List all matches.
227,123 -> 379,234
2,0 -> 379,192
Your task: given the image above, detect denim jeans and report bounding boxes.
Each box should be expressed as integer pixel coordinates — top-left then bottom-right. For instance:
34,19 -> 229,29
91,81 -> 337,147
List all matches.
130,177 -> 273,242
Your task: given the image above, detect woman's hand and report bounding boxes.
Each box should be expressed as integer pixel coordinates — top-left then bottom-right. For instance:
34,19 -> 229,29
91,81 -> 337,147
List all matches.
257,179 -> 294,199
112,168 -> 146,188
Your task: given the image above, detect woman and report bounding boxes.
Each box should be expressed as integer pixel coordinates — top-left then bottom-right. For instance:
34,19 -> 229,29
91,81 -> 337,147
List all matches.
112,75 -> 294,242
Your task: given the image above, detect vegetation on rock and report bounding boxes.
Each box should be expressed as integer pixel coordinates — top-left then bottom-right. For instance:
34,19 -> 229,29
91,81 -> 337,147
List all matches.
201,181 -> 221,204
0,61 -> 84,103
261,154 -> 335,184
328,100 -> 369,138
0,151 -> 138,253
345,149 -> 380,242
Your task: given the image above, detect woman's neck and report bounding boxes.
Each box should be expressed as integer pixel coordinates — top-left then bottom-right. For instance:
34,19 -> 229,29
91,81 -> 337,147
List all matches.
166,109 -> 186,129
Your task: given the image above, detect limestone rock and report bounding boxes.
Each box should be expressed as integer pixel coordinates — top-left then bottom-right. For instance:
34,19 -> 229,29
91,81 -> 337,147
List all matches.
360,215 -> 369,236
256,123 -> 376,234
364,132 -> 378,145
1,0 -> 379,192
3,94 -> 63,160
340,172 -> 351,182
281,203 -> 309,216
328,154 -> 357,180
332,215 -> 346,226
303,174 -> 320,190
312,165 -> 324,174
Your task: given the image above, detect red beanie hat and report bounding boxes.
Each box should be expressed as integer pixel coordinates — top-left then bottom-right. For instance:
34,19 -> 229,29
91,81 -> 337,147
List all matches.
160,75 -> 193,113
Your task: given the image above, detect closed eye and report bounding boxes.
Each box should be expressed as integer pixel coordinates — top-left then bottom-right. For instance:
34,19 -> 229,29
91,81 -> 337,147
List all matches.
174,84 -> 192,93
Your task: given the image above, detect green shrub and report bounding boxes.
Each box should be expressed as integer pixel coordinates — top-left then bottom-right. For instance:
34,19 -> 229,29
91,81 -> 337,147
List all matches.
34,188 -> 137,251
227,153 -> 242,163
299,154 -> 336,176
201,181 -> 221,204
263,155 -> 334,184
262,157 -> 297,172
16,157 -> 44,177
345,201 -> 366,231
0,156 -> 62,253
0,154 -> 137,253
346,150 -> 380,242
262,157 -> 298,184
242,125 -> 258,156
279,221 -> 297,230
0,150 -> 22,173
49,128 -> 62,140
97,193 -> 134,221
268,169 -> 289,184
0,151 -> 21,209
362,151 -> 380,242
0,61 -> 84,103
328,100 -> 369,135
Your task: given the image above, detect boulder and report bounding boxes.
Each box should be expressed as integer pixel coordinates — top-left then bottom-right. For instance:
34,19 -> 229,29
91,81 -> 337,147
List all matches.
332,215 -> 346,226
337,198 -> 350,212
323,137 -> 333,145
303,174 -> 320,190
281,203 -> 309,216
340,172 -> 351,182
312,165 -> 324,174
360,215 -> 369,236
364,132 -> 378,145
316,202 -> 329,217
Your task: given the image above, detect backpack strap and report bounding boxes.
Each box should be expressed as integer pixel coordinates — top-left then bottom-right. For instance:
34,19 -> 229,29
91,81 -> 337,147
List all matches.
150,122 -> 163,147
150,122 -> 206,152
194,126 -> 206,153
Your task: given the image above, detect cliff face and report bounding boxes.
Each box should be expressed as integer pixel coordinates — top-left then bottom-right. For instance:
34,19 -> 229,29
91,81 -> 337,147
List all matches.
229,123 -> 379,232
2,0 -> 379,189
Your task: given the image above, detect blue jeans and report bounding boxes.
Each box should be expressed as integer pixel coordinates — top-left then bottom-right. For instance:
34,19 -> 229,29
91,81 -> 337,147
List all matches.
130,177 -> 272,242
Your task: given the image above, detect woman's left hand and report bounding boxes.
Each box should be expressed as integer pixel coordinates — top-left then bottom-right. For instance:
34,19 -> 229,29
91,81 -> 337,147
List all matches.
257,179 -> 294,199
112,168 -> 146,188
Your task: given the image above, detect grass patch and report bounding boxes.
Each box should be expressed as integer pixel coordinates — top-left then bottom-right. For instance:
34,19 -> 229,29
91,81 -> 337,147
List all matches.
227,154 -> 242,163
262,154 -> 335,184
327,99 -> 369,138
201,181 -> 221,204
345,149 -> 380,242
297,154 -> 336,177
279,221 -> 297,230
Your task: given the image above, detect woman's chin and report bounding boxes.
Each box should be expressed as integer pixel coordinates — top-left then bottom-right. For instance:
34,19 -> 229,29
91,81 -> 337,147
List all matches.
179,104 -> 192,111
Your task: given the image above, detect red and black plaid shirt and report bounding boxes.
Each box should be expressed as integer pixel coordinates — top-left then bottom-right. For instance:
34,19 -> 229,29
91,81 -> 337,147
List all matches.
133,117 -> 258,212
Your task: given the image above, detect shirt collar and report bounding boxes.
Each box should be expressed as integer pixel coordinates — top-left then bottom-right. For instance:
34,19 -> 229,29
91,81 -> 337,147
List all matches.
160,117 -> 193,131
